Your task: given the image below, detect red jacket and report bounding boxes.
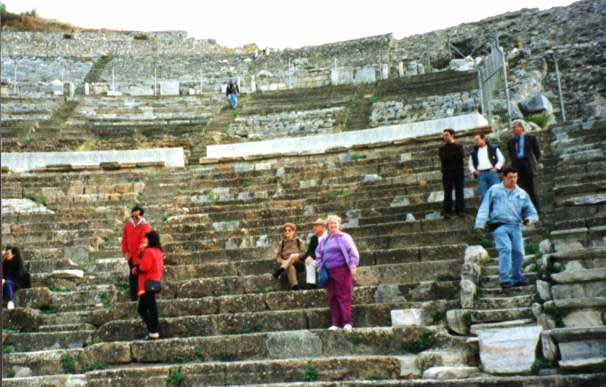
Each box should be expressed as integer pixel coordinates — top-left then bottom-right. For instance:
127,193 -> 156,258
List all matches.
137,247 -> 164,296
121,217 -> 151,265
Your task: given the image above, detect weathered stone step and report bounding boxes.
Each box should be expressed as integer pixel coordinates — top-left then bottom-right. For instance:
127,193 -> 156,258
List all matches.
469,319 -> 536,335
474,294 -> 534,310
4,326 -> 471,378
38,323 -> 96,332
478,284 -> 536,297
469,308 -> 534,324
480,273 -> 537,288
4,330 -> 95,352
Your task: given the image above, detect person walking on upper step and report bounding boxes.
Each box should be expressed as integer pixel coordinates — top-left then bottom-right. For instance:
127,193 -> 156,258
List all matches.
121,205 -> 151,301
315,215 -> 359,332
303,218 -> 328,289
135,230 -> 164,340
226,80 -> 239,109
507,119 -> 541,211
474,167 -> 538,289
272,223 -> 306,290
2,246 -> 31,310
439,128 -> 466,218
469,133 -> 505,200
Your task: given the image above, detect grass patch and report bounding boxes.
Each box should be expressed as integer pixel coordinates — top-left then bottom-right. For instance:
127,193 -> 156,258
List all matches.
303,362 -> 319,382
400,331 -> 435,354
543,304 -> 566,328
60,354 -> 77,374
243,180 -> 253,187
40,306 -> 58,314
350,152 -> 367,161
370,95 -> 382,103
206,191 -> 219,201
100,293 -> 113,309
525,112 -> 554,129
592,360 -> 606,373
162,214 -> 169,223
26,195 -> 46,206
133,33 -> 155,41
528,243 -> 541,256
80,362 -> 107,372
3,344 -> 15,354
434,273 -> 457,282
328,190 -> 351,198
531,357 -> 554,375
167,368 -> 184,386
534,261 -> 563,281
49,286 -> 71,292
116,283 -> 130,293
350,332 -> 363,346
227,323 -> 264,335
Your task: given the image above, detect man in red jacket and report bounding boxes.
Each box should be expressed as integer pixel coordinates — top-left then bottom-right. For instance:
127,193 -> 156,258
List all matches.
121,205 -> 151,300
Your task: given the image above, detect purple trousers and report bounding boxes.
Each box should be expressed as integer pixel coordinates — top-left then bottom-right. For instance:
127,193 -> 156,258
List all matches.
326,264 -> 353,327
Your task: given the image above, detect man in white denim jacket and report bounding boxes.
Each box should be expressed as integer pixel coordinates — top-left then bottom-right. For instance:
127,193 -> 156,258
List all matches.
474,167 -> 539,288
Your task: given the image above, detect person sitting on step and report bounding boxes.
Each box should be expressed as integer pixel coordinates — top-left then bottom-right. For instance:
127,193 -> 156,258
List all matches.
315,214 -> 359,332
3,246 -> 31,310
272,223 -> 306,290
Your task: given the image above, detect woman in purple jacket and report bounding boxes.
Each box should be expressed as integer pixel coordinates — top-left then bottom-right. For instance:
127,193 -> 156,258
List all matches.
315,214 -> 359,331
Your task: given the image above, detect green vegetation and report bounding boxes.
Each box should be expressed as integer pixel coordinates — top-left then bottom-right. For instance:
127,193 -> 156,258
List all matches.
162,214 -> 169,223
434,273 -> 457,282
133,33 -> 155,41
40,306 -> 58,314
243,180 -> 253,187
528,242 -> 541,256
534,260 -> 563,281
116,283 -> 130,293
49,286 -> 71,292
425,303 -> 447,323
60,354 -> 77,374
530,357 -> 554,375
350,332 -> 363,346
328,190 -> 351,198
7,368 -> 16,378
219,353 -> 235,362
463,312 -> 473,329
525,112 -> 554,129
543,304 -> 566,328
3,344 -> 15,354
592,360 -> 606,373
206,192 -> 219,201
227,323 -> 264,335
100,293 -> 113,309
80,362 -> 107,372
303,362 -> 319,382
400,331 -> 435,354
350,152 -> 367,161
167,368 -> 185,386
27,195 -> 46,206
195,344 -> 205,360
0,7 -> 81,33
172,345 -> 205,363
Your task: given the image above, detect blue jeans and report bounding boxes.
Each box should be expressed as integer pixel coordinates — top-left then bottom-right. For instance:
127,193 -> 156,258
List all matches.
478,171 -> 500,200
3,279 -> 16,302
492,224 -> 525,285
227,93 -> 238,109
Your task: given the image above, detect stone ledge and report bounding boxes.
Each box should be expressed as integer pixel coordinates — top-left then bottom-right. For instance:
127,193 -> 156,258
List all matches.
551,268 -> 606,284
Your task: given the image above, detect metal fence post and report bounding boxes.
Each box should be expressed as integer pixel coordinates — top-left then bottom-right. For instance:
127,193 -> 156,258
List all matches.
500,47 -> 513,129
553,54 -> 567,123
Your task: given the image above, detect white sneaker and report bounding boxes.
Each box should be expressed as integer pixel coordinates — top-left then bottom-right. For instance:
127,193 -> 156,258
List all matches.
328,325 -> 339,331
7,301 -> 15,310
343,324 -> 353,332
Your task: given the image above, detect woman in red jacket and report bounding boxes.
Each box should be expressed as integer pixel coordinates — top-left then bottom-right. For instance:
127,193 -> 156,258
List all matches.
136,230 -> 164,340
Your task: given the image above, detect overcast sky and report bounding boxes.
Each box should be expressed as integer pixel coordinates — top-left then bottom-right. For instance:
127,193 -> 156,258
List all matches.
3,0 -> 576,48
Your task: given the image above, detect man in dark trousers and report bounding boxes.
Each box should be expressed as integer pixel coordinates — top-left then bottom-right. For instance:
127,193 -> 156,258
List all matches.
507,120 -> 541,210
121,205 -> 151,301
303,218 -> 328,288
439,128 -> 466,218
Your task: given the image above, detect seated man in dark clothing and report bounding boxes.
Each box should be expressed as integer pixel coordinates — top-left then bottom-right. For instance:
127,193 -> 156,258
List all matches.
303,218 -> 327,288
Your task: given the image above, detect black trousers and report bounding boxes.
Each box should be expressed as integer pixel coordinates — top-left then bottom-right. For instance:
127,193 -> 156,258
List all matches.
515,163 -> 540,211
138,291 -> 160,334
442,169 -> 465,213
128,260 -> 139,301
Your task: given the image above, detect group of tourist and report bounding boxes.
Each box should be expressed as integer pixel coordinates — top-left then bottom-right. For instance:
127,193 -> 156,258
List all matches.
440,120 -> 540,289
2,119 -> 542,337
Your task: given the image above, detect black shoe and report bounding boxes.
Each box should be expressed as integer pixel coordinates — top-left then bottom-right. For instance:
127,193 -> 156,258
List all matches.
272,268 -> 285,279
500,282 -> 513,289
291,285 -> 300,291
513,280 -> 528,287
442,211 -> 452,219
456,211 -> 466,218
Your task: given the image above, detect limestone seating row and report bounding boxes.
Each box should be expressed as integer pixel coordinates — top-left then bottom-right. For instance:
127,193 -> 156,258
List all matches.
3,326 -> 474,382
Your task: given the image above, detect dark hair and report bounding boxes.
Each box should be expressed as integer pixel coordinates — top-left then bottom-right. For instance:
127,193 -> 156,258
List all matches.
502,167 -> 518,176
3,245 -> 26,274
131,205 -> 144,216
477,133 -> 486,140
443,128 -> 455,136
145,230 -> 162,250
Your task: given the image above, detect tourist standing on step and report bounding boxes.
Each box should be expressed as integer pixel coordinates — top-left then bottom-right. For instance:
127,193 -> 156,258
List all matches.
121,205 -> 151,301
226,80 -> 239,109
468,133 -> 505,200
506,120 -> 541,211
315,215 -> 359,332
474,167 -> 539,289
2,246 -> 31,310
272,223 -> 306,290
303,218 -> 328,289
439,128 -> 466,218
136,231 -> 164,340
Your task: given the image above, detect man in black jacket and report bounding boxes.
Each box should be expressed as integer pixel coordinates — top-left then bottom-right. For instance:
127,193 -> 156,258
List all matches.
439,128 -> 466,218
507,120 -> 541,210
303,218 -> 327,288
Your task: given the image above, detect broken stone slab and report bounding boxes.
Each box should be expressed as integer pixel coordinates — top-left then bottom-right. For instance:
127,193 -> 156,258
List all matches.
518,94 -> 554,115
446,309 -> 471,336
559,357 -> 606,371
425,211 -> 443,220
391,309 -> 424,327
398,355 -> 422,378
561,309 -> 604,328
391,195 -> 410,207
476,325 -> 542,375
460,279 -> 477,309
551,268 -> 606,284
423,365 -> 480,379
539,239 -> 554,254
51,269 -> 85,279
541,332 -> 559,362
536,280 -> 552,301
405,213 -> 416,222
1,198 -> 54,215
